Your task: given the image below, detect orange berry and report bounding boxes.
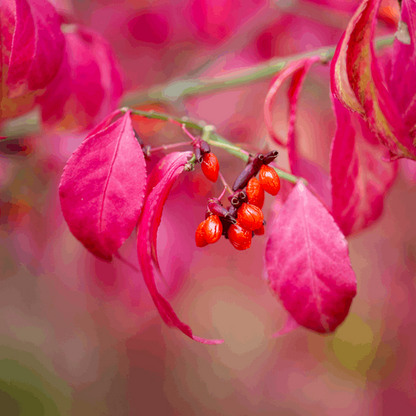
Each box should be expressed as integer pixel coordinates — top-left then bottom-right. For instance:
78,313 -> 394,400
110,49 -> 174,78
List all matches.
195,221 -> 208,247
237,203 -> 263,231
246,177 -> 265,209
201,153 -> 219,182
258,165 -> 280,196
203,215 -> 223,244
228,222 -> 252,250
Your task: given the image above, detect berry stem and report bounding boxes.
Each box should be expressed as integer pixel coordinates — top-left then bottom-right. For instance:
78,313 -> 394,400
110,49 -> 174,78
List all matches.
182,124 -> 198,143
217,186 -> 227,201
218,172 -> 233,196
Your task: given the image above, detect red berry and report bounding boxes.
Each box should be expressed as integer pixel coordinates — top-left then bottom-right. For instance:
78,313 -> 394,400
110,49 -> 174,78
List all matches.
237,203 -> 263,231
195,221 -> 208,247
201,153 -> 219,182
228,222 -> 252,250
203,215 -> 223,244
246,177 -> 265,209
258,165 -> 280,196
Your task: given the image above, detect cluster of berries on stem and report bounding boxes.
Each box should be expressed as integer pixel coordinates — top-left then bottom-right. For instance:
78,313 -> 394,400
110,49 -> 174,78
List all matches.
195,149 -> 281,250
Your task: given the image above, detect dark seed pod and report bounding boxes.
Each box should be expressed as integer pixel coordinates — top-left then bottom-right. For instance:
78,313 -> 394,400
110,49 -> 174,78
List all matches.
263,150 -> 279,165
220,216 -> 232,238
194,146 -> 203,163
229,190 -> 242,207
252,153 -> 265,171
228,205 -> 238,218
207,198 -> 236,223
232,163 -> 257,191
232,154 -> 265,191
238,190 -> 247,203
199,140 -> 211,154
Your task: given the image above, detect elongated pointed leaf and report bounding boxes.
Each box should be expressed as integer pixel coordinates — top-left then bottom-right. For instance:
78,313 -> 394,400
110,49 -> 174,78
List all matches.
388,0 -> 416,140
265,182 -> 357,333
264,60 -> 308,147
137,151 -> 223,345
60,112 -> 146,261
330,97 -> 398,236
286,56 -> 332,206
331,0 -> 416,160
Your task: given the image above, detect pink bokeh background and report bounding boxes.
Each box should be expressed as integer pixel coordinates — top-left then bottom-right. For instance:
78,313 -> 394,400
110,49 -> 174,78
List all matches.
1,0 -> 416,414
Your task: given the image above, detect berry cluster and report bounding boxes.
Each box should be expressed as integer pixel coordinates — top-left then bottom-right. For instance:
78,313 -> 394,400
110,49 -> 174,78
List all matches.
196,150 -> 280,250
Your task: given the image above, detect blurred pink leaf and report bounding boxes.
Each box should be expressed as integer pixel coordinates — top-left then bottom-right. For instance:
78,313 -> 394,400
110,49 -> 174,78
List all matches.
265,57 -> 331,205
387,0 -> 416,140
264,60 -> 307,147
188,0 -> 264,45
330,97 -> 398,236
37,25 -> 123,132
60,112 -> 146,261
137,151 -> 223,345
286,56 -> 332,206
0,0 -> 65,119
271,315 -> 299,338
265,181 -> 357,333
331,0 -> 416,160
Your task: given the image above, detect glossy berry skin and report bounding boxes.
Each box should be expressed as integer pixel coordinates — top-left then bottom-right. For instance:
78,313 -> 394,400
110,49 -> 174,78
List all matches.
246,177 -> 265,209
237,203 -> 263,231
203,215 -> 223,244
195,221 -> 208,247
228,222 -> 252,250
201,153 -> 219,182
258,165 -> 281,196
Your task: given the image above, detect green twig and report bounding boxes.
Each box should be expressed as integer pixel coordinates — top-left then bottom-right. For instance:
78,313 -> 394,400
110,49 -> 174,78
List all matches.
122,35 -> 395,105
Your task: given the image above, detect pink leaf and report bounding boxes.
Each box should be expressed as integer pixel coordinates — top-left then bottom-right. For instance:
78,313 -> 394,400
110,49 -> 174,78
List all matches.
264,61 -> 307,147
331,0 -> 416,160
271,315 -> 299,338
388,0 -> 416,140
59,112 -> 146,261
286,56 -> 332,206
137,151 -> 223,345
265,181 -> 357,333
330,97 -> 398,236
1,0 -> 65,119
37,25 -> 123,132
6,0 -> 64,91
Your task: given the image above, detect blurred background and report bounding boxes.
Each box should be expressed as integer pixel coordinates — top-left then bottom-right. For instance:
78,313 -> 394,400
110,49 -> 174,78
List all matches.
2,0 -> 416,414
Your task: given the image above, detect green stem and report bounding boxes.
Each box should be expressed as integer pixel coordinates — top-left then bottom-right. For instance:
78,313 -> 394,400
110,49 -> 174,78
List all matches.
122,35 -> 395,105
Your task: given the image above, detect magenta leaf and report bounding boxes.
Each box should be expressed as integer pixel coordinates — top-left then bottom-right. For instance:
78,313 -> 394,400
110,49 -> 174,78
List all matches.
37,25 -> 123,132
286,56 -> 332,206
137,151 -> 223,345
59,112 -> 146,261
388,0 -> 416,143
330,97 -> 398,236
265,181 -> 357,333
331,0 -> 416,160
1,0 -> 65,119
